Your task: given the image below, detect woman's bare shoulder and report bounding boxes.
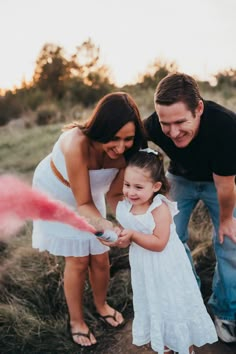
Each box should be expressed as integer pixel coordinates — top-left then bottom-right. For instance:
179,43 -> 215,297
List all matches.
61,128 -> 88,153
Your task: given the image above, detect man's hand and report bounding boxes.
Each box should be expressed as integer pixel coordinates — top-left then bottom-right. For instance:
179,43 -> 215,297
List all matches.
219,217 -> 236,244
213,174 -> 236,244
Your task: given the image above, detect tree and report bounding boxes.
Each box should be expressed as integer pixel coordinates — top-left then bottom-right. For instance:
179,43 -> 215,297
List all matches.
67,38 -> 114,105
69,38 -> 111,85
137,59 -> 178,89
215,68 -> 236,89
33,44 -> 70,99
32,40 -> 114,105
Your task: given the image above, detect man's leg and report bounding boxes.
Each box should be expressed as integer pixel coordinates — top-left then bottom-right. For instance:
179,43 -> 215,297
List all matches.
201,181 -> 236,342
167,173 -> 200,284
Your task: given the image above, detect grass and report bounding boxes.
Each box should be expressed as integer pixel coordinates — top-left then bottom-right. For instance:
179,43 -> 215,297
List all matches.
0,101 -> 217,353
0,123 -> 61,180
0,229 -> 133,353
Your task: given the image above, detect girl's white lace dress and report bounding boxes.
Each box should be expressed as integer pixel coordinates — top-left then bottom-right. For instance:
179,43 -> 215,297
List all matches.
116,194 -> 217,354
32,132 -> 118,257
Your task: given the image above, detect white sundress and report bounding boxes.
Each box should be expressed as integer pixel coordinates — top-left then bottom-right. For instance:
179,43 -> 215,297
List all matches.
32,132 -> 119,257
116,194 -> 218,354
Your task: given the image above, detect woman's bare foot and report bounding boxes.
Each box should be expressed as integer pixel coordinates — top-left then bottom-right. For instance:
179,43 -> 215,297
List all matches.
69,321 -> 96,346
163,345 -> 194,354
96,302 -> 124,327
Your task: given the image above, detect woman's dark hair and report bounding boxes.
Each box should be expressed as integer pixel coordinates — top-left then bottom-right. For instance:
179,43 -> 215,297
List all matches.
154,72 -> 202,116
127,150 -> 170,196
63,92 -> 146,158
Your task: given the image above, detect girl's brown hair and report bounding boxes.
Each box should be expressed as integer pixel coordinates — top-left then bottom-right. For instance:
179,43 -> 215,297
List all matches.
127,150 -> 170,196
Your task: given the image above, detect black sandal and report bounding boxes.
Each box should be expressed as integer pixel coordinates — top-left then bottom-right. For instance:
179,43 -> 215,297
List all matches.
96,310 -> 125,328
71,329 -> 90,340
67,319 -> 95,346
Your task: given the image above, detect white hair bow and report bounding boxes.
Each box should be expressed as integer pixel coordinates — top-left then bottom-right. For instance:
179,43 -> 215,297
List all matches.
139,148 -> 158,155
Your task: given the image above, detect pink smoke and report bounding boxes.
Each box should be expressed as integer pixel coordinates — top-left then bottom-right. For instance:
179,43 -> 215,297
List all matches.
0,175 -> 96,240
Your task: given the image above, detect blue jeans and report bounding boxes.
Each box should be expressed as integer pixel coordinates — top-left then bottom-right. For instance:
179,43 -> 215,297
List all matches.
167,172 -> 236,321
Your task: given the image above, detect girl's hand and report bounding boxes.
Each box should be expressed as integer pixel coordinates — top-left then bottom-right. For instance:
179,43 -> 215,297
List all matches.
117,229 -> 133,248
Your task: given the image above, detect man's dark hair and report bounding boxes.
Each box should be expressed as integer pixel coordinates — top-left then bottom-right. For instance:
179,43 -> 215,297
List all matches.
154,73 -> 202,116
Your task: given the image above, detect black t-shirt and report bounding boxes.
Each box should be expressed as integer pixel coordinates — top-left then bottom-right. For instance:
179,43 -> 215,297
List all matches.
144,100 -> 236,181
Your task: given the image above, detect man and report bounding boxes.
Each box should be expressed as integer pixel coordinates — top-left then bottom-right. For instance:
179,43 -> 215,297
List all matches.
144,73 -> 236,343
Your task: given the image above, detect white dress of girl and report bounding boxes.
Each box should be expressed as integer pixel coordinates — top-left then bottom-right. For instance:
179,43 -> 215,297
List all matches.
116,194 -> 217,354
32,132 -> 118,257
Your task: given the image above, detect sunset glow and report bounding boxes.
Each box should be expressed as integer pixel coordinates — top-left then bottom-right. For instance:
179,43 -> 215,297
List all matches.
1,0 -> 236,90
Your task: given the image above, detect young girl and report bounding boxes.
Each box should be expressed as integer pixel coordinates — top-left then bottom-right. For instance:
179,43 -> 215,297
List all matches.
115,148 -> 218,354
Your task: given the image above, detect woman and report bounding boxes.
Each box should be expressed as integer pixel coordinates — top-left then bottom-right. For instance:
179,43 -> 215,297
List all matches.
32,92 -> 145,347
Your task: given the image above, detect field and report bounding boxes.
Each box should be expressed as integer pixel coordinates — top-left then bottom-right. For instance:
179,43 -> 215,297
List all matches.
0,91 -> 225,353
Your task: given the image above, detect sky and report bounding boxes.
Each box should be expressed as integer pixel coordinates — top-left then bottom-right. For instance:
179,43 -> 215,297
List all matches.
0,0 -> 236,90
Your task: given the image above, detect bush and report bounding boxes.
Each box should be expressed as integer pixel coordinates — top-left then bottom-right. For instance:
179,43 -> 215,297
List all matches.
36,104 -> 60,125
0,93 -> 23,126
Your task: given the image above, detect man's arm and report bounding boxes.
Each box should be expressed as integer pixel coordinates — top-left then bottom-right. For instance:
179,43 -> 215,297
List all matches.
213,173 -> 236,243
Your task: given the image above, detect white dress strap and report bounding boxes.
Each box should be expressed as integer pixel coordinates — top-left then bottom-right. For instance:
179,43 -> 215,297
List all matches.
148,194 -> 179,218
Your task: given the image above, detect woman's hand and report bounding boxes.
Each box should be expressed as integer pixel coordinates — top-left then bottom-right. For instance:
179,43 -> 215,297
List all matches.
98,226 -> 122,247
89,217 -> 113,233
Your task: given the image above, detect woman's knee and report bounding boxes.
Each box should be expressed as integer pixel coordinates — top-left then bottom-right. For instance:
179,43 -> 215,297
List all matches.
65,256 -> 90,273
90,252 -> 109,271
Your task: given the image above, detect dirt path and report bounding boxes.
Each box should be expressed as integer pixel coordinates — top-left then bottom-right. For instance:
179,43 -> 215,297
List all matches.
106,320 -> 236,354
